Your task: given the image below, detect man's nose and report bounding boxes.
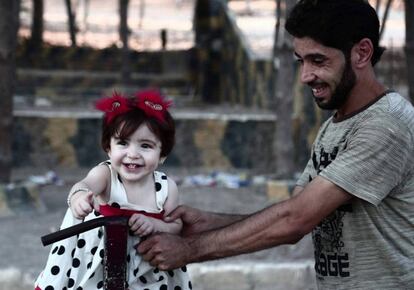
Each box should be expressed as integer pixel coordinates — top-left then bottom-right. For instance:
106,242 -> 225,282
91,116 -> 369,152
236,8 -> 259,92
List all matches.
300,64 -> 316,84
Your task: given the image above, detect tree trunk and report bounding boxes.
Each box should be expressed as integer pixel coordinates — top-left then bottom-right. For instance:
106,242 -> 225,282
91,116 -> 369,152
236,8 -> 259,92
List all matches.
119,0 -> 131,83
379,0 -> 393,41
0,0 -> 20,183
272,0 -> 296,179
375,0 -> 382,12
64,0 -> 77,47
274,0 -> 282,47
138,0 -> 145,29
29,0 -> 43,51
405,0 -> 414,103
193,0 -> 222,103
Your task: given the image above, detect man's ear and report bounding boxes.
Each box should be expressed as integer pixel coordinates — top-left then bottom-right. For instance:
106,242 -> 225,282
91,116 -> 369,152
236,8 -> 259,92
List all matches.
352,38 -> 374,68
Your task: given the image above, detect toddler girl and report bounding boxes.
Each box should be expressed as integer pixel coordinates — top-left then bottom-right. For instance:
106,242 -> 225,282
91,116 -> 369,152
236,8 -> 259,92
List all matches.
35,90 -> 192,289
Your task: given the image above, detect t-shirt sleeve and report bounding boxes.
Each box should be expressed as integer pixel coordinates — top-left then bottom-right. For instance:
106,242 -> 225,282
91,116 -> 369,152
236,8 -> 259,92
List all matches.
320,114 -> 413,205
296,157 -> 314,187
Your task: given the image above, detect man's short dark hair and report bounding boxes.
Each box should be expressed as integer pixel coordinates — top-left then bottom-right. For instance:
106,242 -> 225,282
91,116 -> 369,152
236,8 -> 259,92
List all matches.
285,0 -> 385,66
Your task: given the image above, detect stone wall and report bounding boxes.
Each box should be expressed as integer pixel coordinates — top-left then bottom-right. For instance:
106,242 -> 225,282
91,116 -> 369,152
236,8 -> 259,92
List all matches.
193,0 -> 273,107
13,110 -> 277,173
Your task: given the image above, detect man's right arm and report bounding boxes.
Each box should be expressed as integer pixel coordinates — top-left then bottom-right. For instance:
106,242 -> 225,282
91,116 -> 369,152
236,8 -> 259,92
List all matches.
139,177 -> 352,270
169,185 -> 305,236
166,205 -> 247,236
184,178 -> 350,262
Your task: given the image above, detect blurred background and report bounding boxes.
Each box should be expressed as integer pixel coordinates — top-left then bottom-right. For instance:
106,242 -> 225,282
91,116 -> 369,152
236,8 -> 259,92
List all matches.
0,0 -> 410,289
1,0 -> 409,179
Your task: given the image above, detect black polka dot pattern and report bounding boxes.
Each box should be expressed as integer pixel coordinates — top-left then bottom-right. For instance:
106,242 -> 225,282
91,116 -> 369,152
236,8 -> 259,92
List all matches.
35,171 -> 192,290
51,266 -> 60,275
155,182 -> 162,191
67,278 -> 75,288
77,239 -> 86,248
99,249 -> 105,259
57,246 -> 65,255
139,275 -> 147,283
72,258 -> 80,268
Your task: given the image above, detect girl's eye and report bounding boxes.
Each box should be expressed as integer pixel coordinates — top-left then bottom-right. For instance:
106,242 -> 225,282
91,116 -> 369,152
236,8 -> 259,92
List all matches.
117,140 -> 128,146
141,143 -> 153,149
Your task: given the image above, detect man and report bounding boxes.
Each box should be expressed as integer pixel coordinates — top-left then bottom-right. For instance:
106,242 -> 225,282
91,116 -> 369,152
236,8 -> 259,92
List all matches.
138,0 -> 414,288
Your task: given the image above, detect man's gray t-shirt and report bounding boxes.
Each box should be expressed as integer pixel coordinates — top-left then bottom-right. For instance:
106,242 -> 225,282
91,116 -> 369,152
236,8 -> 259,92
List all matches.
297,91 -> 414,289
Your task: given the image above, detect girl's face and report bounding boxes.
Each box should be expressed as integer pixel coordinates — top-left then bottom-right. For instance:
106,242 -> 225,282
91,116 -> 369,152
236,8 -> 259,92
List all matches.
107,123 -> 165,184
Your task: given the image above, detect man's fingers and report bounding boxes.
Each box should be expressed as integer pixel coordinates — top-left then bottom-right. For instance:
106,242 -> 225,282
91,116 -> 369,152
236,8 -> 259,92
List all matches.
164,205 -> 187,222
137,235 -> 155,254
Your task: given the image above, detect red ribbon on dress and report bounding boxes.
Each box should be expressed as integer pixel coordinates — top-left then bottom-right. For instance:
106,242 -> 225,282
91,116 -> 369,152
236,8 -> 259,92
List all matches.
99,204 -> 165,220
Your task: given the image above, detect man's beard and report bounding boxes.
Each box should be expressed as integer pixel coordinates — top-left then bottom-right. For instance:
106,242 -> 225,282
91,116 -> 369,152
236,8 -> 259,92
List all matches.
314,59 -> 356,110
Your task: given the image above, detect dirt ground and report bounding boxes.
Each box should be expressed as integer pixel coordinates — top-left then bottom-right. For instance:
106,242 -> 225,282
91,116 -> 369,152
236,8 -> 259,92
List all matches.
1,166 -> 313,281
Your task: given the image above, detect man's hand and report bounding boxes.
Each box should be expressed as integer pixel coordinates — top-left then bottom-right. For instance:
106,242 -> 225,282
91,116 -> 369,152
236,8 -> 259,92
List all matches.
164,205 -> 217,236
137,233 -> 193,270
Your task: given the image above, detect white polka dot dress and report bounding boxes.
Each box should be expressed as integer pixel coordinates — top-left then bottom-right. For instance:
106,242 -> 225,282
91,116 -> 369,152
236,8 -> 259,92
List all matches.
35,162 -> 192,290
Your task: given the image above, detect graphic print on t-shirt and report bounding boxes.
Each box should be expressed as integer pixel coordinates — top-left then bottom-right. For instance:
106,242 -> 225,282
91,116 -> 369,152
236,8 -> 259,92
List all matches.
310,146 -> 353,280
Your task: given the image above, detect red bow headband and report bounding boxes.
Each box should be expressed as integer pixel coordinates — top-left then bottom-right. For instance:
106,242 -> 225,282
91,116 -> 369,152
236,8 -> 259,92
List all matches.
95,89 -> 172,124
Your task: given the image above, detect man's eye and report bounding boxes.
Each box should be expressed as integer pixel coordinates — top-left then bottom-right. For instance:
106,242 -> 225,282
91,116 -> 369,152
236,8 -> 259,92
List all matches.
295,58 -> 303,65
312,57 -> 325,65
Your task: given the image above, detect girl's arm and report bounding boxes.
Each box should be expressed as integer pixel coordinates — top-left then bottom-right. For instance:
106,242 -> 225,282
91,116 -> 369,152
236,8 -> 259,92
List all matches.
129,177 -> 182,236
69,164 -> 110,219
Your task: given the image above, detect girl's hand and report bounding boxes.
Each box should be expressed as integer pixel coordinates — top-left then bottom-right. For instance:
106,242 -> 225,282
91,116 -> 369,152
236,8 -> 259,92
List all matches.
70,190 -> 95,219
129,214 -> 155,237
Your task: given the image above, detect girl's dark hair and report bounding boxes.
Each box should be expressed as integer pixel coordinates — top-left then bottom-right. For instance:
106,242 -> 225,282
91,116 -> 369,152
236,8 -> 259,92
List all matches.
285,0 -> 385,66
101,105 -> 175,157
